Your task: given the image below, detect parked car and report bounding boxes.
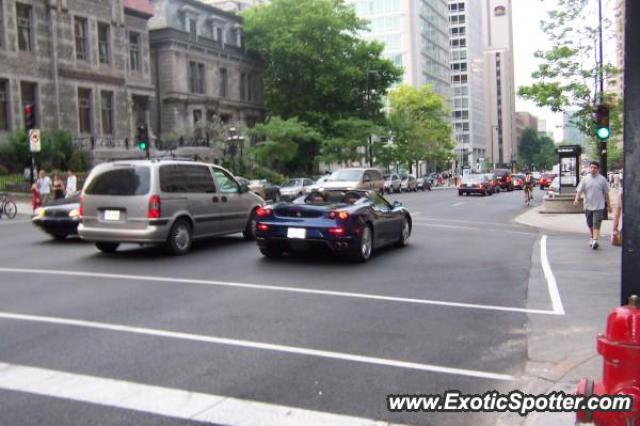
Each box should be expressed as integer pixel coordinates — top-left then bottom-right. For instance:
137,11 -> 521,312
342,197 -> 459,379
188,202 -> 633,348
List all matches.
481,174 -> 498,194
307,175 -> 331,192
248,179 -> 281,202
458,174 -> 492,196
483,173 -> 500,193
78,160 -> 263,255
279,178 -> 314,200
32,192 -> 81,240
416,175 -> 432,191
400,174 -> 418,192
546,176 -> 560,197
321,168 -> 385,194
491,169 -> 514,191
255,190 -> 411,262
538,173 -> 556,190
383,173 -> 402,193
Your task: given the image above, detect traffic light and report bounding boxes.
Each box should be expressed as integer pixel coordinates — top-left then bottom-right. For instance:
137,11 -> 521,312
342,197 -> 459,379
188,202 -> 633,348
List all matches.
595,104 -> 611,141
136,124 -> 149,157
24,104 -> 35,130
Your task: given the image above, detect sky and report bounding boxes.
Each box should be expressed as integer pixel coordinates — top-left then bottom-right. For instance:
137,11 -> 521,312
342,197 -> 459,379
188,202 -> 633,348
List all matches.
511,0 -> 619,142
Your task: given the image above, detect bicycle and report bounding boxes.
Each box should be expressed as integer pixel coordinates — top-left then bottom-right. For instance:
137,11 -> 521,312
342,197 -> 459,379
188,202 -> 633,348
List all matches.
0,193 -> 18,219
524,186 -> 533,206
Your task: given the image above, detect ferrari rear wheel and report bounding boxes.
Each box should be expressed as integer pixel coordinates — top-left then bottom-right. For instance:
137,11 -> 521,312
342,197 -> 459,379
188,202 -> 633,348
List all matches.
352,225 -> 373,263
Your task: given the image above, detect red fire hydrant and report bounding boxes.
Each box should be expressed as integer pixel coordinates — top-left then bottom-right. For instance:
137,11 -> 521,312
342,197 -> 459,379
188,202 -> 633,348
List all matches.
576,295 -> 640,425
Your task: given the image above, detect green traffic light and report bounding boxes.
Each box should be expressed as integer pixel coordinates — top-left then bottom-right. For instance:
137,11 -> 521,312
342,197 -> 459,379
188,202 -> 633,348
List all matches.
138,142 -> 147,151
596,127 -> 611,140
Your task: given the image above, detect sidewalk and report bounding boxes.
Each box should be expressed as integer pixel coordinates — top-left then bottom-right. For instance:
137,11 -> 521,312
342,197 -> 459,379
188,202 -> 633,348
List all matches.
497,202 -> 622,425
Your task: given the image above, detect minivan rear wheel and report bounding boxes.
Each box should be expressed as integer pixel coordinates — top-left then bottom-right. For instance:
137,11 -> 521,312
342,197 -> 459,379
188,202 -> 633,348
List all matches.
243,209 -> 258,241
165,219 -> 192,255
96,242 -> 119,253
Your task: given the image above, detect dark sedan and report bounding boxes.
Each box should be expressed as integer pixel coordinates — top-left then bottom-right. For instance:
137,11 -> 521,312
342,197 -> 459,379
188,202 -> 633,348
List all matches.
458,175 -> 493,196
32,193 -> 81,240
255,190 -> 411,262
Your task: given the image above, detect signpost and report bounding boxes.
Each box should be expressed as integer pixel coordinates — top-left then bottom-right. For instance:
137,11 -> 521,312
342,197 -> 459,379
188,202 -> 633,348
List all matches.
29,129 -> 41,153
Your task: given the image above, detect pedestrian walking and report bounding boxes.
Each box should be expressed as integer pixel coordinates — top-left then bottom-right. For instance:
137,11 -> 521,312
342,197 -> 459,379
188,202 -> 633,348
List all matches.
613,172 -> 621,190
573,161 -> 612,250
52,174 -> 65,200
36,170 -> 52,206
65,170 -> 77,197
612,189 -> 623,247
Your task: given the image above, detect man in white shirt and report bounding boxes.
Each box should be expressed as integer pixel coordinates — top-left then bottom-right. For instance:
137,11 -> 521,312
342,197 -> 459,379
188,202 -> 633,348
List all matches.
574,161 -> 612,250
65,170 -> 77,197
36,169 -> 52,206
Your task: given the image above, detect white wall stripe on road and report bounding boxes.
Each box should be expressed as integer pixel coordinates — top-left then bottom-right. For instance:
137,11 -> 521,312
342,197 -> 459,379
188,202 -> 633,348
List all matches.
0,362 -> 394,425
0,219 -> 30,225
0,312 -> 516,381
0,267 -> 560,316
541,235 -> 566,315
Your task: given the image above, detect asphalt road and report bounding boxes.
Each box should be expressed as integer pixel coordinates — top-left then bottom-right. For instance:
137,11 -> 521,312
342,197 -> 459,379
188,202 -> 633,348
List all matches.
0,188 -> 548,425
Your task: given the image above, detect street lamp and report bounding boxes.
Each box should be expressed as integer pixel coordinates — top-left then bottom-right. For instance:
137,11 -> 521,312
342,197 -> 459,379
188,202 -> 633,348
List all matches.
227,126 -> 245,174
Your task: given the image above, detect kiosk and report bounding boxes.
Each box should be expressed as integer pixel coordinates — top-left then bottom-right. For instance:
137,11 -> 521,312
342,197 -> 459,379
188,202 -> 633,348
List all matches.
557,145 -> 582,194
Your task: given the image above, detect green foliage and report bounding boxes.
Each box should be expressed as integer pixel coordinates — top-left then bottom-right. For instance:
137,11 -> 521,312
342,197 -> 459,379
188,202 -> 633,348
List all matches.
386,85 -> 454,170
517,0 -> 622,161
247,117 -> 323,175
242,0 -> 402,134
0,129 -> 80,172
320,118 -> 381,166
68,150 -> 90,172
518,128 -> 557,171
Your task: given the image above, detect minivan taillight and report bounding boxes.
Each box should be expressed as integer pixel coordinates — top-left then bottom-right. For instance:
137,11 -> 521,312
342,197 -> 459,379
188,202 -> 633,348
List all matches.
148,195 -> 161,219
78,195 -> 84,217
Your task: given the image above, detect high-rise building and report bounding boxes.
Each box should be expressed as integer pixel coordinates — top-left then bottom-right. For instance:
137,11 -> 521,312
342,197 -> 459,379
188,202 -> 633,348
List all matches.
449,0 -> 487,170
484,0 -> 516,169
347,0 -> 451,100
562,112 -> 587,149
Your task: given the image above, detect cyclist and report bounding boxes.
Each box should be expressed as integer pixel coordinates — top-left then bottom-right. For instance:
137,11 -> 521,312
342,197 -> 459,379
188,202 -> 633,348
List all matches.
523,170 -> 534,205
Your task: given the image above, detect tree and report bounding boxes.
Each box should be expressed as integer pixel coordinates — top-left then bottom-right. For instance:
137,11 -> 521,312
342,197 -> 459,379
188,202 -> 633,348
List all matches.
320,118 -> 381,167
518,128 -> 557,171
247,117 -> 322,175
386,85 -> 454,171
517,0 -> 622,169
242,0 -> 402,169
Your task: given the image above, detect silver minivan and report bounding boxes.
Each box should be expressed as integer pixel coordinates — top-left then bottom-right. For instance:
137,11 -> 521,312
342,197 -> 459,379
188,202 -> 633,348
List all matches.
320,168 -> 385,193
78,160 -> 263,255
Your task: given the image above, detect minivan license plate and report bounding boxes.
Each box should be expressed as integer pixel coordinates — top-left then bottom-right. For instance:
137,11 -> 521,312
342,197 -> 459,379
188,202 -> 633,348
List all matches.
287,227 -> 306,239
104,210 -> 120,221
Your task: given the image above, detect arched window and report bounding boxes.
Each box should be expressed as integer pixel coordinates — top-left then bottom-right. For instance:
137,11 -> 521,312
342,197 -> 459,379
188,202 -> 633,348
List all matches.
494,6 -> 506,16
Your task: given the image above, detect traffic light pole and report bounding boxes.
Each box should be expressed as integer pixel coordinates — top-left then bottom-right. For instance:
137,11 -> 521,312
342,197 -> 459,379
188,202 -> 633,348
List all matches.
597,0 -> 608,219
621,0 -> 640,304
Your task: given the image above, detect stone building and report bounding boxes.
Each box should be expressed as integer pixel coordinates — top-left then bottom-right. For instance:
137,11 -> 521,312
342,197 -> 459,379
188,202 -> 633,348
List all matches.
148,0 -> 264,142
0,0 -> 155,147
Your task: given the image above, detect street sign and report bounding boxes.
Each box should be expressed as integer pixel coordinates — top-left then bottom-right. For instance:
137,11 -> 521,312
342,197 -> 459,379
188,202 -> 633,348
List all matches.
29,129 -> 41,152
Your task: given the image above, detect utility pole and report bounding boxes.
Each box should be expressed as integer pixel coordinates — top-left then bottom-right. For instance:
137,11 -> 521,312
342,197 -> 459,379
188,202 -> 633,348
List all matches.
621,0 -> 640,304
598,0 -> 607,182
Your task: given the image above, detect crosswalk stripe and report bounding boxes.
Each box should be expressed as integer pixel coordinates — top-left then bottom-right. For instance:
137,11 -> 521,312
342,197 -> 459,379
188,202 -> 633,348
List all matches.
0,362 -> 397,425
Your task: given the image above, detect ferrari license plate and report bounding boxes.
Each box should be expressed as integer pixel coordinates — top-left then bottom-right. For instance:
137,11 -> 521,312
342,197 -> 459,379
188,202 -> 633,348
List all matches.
104,210 -> 121,221
287,227 -> 306,239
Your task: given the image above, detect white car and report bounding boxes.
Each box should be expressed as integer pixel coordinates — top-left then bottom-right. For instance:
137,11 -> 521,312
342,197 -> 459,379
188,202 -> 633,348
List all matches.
279,178 -> 314,200
546,177 -> 560,197
307,175 -> 330,192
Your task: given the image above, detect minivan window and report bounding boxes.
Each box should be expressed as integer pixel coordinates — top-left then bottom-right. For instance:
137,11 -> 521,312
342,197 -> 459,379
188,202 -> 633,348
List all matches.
85,166 -> 150,195
328,170 -> 363,181
160,165 -> 215,193
212,168 -> 240,193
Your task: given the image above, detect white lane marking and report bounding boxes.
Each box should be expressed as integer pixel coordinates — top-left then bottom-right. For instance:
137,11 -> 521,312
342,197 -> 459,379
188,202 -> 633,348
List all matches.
540,235 -> 565,315
0,267 -> 559,316
413,222 -> 537,236
0,362 -> 394,425
0,312 -> 516,381
451,202 -> 465,207
411,211 -> 422,216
